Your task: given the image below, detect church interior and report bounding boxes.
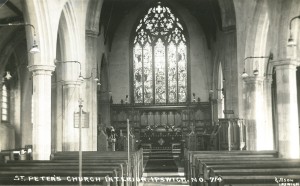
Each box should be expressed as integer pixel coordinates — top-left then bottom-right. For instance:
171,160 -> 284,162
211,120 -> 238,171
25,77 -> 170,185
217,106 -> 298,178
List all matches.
0,0 -> 300,185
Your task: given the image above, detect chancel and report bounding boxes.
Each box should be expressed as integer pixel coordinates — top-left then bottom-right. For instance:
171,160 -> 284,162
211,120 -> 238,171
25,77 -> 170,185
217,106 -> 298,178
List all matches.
0,0 -> 300,185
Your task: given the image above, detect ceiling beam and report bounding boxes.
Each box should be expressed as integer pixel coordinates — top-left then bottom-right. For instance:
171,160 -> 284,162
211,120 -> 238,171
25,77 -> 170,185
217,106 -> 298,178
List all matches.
5,1 -> 23,17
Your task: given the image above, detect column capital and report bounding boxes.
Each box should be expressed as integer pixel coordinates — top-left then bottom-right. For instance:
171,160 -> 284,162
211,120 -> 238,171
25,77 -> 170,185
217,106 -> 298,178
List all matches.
63,80 -> 81,86
243,76 -> 264,84
86,29 -> 99,38
264,77 -> 273,85
272,58 -> 300,70
52,80 -> 79,88
28,65 -> 56,76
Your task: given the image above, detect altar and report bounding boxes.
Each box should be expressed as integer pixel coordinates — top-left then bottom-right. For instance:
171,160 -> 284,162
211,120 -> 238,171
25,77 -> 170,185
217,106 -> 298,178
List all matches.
140,126 -> 183,151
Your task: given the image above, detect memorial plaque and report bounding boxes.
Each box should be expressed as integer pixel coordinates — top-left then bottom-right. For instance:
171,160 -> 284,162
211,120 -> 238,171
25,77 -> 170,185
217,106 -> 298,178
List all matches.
74,111 -> 89,128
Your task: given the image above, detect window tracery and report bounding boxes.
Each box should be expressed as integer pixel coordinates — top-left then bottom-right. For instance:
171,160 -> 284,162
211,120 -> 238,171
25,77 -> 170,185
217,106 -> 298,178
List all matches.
133,2 -> 187,104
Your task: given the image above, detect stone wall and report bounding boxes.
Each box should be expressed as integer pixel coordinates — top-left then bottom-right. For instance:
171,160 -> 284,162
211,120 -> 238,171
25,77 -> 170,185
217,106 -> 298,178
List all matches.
109,1 -> 212,104
0,124 -> 15,150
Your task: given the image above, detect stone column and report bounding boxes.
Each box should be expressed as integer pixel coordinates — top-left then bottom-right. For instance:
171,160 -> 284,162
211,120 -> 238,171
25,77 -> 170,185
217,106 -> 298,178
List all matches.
273,59 -> 299,158
244,76 -> 273,150
264,78 -> 274,150
84,30 -> 99,150
51,81 -> 57,153
62,81 -> 80,151
28,65 -> 55,160
54,81 -> 63,152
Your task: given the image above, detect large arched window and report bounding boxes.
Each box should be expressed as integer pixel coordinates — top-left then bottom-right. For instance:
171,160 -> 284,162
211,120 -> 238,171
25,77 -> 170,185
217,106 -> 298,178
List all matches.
132,2 -> 188,104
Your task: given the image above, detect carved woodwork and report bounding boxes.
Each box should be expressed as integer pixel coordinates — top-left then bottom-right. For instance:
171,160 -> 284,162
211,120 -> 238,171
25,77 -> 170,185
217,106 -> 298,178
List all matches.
109,102 -> 212,150
218,118 -> 245,150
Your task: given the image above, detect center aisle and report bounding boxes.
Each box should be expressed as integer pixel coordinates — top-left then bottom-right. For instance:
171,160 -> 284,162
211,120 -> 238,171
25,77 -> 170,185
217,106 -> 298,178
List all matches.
139,149 -> 189,186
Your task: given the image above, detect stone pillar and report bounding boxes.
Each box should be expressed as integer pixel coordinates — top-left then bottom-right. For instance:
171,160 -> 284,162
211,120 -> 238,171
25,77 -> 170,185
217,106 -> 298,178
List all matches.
273,59 -> 299,158
54,81 -> 63,152
62,81 -> 80,151
244,76 -> 273,150
51,81 -> 57,153
264,78 -> 274,150
85,30 -> 100,150
28,65 -> 55,160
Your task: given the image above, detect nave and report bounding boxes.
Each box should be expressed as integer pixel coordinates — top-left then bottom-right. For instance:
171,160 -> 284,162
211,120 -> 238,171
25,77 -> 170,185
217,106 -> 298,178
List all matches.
141,149 -> 188,186
1,0 -> 300,185
1,148 -> 300,186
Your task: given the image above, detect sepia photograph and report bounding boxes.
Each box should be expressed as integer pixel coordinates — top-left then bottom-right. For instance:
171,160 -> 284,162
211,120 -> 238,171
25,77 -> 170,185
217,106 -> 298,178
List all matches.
0,0 -> 300,185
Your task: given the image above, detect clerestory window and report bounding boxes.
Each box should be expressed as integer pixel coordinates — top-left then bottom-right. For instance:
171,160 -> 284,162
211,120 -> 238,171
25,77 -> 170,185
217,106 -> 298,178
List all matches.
132,2 -> 188,104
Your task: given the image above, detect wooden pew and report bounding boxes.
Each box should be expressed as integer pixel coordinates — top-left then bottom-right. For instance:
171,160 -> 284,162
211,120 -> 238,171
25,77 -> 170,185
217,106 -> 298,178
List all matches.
217,175 -> 300,186
4,160 -> 127,166
0,170 -> 113,185
199,159 -> 300,177
0,149 -> 143,186
51,152 -> 129,160
186,150 -> 300,186
3,162 -> 125,185
0,160 -> 121,186
186,150 -> 278,181
195,157 -> 290,180
51,149 -> 144,180
208,167 -> 300,186
186,150 -> 278,178
203,159 -> 300,176
192,156 -> 300,186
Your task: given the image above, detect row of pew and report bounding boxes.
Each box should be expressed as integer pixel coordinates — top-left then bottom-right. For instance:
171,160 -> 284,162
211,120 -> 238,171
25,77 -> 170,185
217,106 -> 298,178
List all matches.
185,150 -> 300,186
0,149 -> 143,186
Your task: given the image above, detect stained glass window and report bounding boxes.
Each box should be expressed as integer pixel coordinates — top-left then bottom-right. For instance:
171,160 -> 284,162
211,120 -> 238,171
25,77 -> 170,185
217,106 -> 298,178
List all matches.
1,84 -> 8,121
133,2 -> 187,104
